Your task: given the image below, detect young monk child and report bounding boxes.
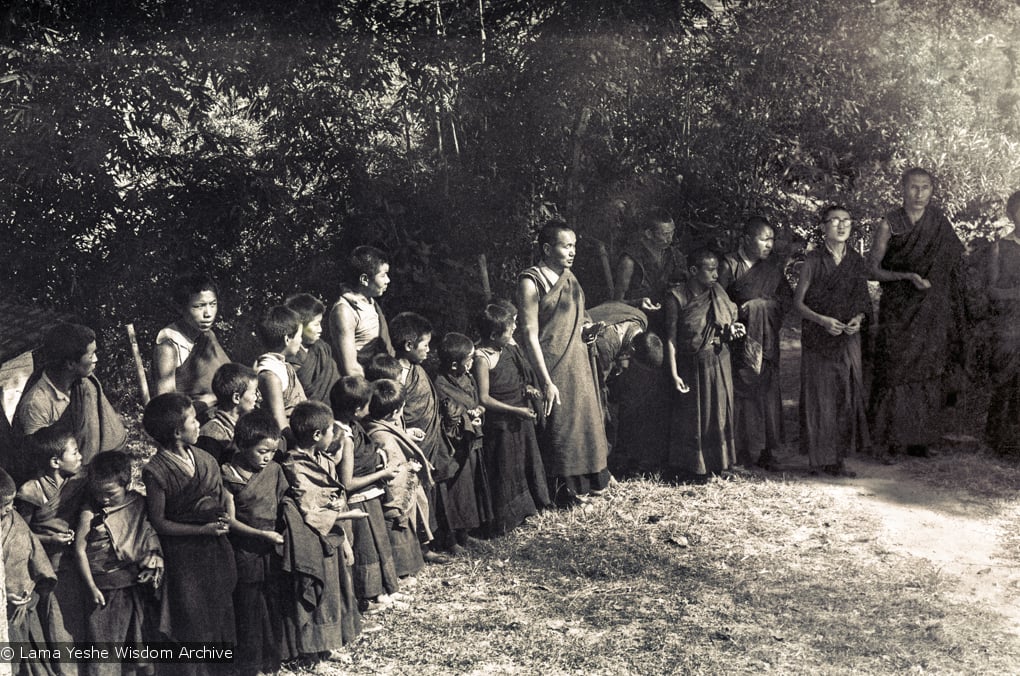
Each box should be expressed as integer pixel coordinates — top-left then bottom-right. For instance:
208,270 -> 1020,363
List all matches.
75,451 -> 163,676
286,293 -> 342,404
1,468 -> 67,676
255,305 -> 307,441
435,332 -> 491,550
390,312 -> 469,562
607,331 -> 671,476
363,379 -> 430,580
329,246 -> 394,378
473,302 -> 548,533
794,205 -> 872,477
329,376 -> 404,614
153,273 -> 231,418
16,426 -> 87,644
197,363 -> 259,463
364,352 -> 403,383
140,393 -> 237,659
220,411 -> 288,676
279,401 -> 369,662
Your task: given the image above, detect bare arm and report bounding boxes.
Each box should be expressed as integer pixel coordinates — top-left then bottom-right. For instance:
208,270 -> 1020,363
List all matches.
663,294 -> 689,393
224,489 -> 283,544
793,258 -> 846,336
258,371 -> 289,434
613,255 -> 636,302
328,301 -> 364,377
869,219 -> 930,289
517,276 -> 560,415
152,342 -> 178,395
75,508 -> 105,607
473,353 -> 536,419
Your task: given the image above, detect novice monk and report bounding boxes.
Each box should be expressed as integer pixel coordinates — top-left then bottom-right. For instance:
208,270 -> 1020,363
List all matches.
473,302 -> 545,534
329,246 -> 394,377
795,206 -> 872,476
279,401 -> 368,660
286,292 -> 342,404
719,216 -> 793,470
11,323 -> 127,484
665,249 -> 746,480
141,393 -> 237,667
197,363 -> 259,463
153,273 -> 231,416
363,379 -> 430,580
255,306 -> 308,441
435,332 -> 491,551
75,451 -> 163,676
220,411 -> 288,676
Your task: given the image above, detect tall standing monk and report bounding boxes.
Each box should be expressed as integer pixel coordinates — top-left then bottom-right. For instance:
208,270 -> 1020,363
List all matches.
719,216 -> 793,470
869,167 -> 966,459
519,221 -> 611,506
328,246 -> 394,378
613,207 -> 686,323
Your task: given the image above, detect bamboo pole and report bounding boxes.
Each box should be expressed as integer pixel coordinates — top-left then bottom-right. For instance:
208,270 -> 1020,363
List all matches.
126,323 -> 150,404
478,254 -> 492,301
596,241 -> 615,298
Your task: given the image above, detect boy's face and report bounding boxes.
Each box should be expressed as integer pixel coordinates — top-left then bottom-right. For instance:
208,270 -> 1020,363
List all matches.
178,406 -> 201,446
235,379 -> 259,416
302,314 -> 324,346
690,257 -> 720,288
821,210 -> 853,245
69,341 -> 99,380
54,438 -> 83,476
0,498 -> 14,518
92,479 -> 128,510
183,290 -> 218,333
494,315 -> 518,347
361,264 -> 390,299
459,354 -> 474,374
283,326 -> 304,357
404,334 -> 431,364
315,424 -> 336,453
236,438 -> 277,473
354,401 -> 371,420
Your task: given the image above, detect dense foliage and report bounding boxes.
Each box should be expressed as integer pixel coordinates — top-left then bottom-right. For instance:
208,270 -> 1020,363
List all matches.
3,0 -> 1020,402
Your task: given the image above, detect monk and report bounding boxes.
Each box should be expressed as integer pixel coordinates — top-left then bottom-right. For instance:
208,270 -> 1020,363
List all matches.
613,207 -> 685,325
868,168 -> 966,459
519,221 -> 611,505
719,216 -> 793,469
985,190 -> 1020,455
665,249 -> 745,480
328,246 -> 394,378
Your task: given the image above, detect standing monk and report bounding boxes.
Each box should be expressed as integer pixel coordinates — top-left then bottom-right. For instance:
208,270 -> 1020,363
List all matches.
614,207 -> 685,323
719,216 -> 792,470
519,221 -> 610,506
869,168 -> 966,459
985,190 -> 1020,455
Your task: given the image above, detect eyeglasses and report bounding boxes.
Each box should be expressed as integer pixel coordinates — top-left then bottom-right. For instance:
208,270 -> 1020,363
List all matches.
825,218 -> 854,227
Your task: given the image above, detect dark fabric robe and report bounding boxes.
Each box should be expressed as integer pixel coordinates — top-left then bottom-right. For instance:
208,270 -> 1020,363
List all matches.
620,241 -> 686,306
722,255 -> 793,462
401,363 -> 460,483
986,238 -> 1020,454
435,371 -> 492,529
141,446 -> 237,644
519,267 -> 610,484
345,429 -> 400,602
799,248 -> 873,467
666,282 -> 739,475
288,339 -> 341,405
870,206 -> 966,447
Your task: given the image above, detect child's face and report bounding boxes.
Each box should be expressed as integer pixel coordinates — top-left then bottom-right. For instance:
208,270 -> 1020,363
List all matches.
458,354 -> 474,374
92,479 -> 128,510
494,315 -> 518,347
354,401 -> 371,420
69,341 -> 99,380
361,264 -> 390,299
183,290 -> 218,333
0,499 -> 14,518
315,424 -> 336,453
177,406 -> 201,446
236,438 -> 277,473
54,439 -> 83,476
235,379 -> 259,416
404,334 -> 431,364
302,314 -> 324,346
283,326 -> 304,357
821,209 -> 853,245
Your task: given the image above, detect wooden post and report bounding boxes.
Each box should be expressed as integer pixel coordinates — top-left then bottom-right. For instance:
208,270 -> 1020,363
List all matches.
126,324 -> 150,404
597,241 -> 615,298
478,254 -> 492,301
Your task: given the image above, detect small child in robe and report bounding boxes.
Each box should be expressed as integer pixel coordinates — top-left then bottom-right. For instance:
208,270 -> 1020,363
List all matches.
221,411 -> 288,676
254,306 -> 307,443
434,332 -> 491,551
278,401 -> 370,665
197,363 -> 259,463
286,293 -> 341,404
75,451 -> 163,676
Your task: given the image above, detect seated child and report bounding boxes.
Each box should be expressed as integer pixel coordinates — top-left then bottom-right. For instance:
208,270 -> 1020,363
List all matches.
607,331 -> 671,476
1,468 -> 66,676
153,273 -> 231,417
255,306 -> 308,441
329,376 -> 403,614
434,332 -> 490,552
197,362 -> 259,463
16,426 -> 88,643
278,401 -> 368,659
141,393 -> 237,651
285,293 -> 341,404
221,411 -> 288,676
362,379 -> 431,579
473,301 -> 550,521
74,451 -> 163,676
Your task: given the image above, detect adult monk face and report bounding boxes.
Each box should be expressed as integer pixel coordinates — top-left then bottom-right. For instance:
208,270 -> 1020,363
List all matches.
543,229 -> 576,272
744,225 -> 774,261
644,220 -> 675,252
902,172 -> 933,213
